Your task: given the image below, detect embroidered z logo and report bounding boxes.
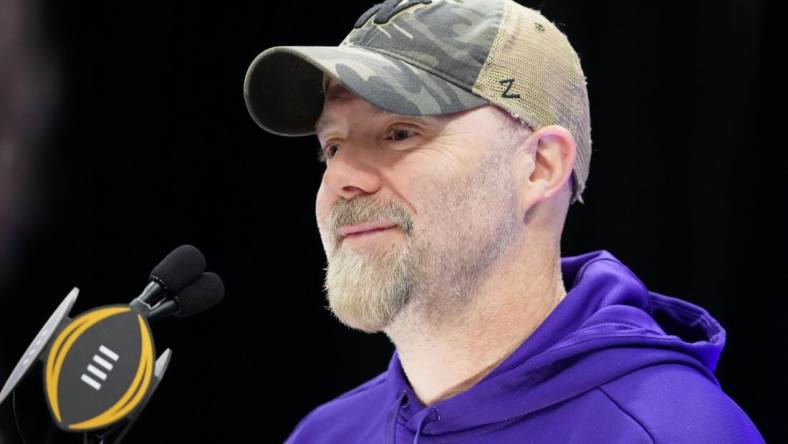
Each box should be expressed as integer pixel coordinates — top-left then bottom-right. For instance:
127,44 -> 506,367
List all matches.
499,79 -> 521,99
354,0 -> 433,28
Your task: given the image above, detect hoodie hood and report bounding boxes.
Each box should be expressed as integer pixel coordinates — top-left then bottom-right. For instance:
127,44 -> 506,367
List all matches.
384,249 -> 727,436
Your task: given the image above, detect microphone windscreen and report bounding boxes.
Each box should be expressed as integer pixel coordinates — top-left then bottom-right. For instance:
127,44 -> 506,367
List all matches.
149,245 -> 207,294
175,272 -> 225,318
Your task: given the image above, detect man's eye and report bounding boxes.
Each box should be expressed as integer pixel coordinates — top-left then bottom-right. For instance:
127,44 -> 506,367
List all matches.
318,144 -> 339,163
387,127 -> 417,142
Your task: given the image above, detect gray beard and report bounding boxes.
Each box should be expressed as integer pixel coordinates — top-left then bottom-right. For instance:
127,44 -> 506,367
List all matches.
322,192 -> 519,335
323,233 -> 414,333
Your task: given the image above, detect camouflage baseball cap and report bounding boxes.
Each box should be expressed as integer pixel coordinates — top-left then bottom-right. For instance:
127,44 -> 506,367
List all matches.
244,0 -> 592,204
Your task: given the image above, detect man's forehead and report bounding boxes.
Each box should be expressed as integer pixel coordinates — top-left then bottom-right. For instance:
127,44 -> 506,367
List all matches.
317,81 -> 382,134
323,79 -> 366,106
323,79 -> 361,104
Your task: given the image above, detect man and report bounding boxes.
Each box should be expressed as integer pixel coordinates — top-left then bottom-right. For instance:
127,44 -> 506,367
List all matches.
244,0 -> 765,442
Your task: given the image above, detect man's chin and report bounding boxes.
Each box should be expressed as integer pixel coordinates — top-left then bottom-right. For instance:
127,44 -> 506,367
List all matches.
323,241 -> 412,332
325,287 -> 402,333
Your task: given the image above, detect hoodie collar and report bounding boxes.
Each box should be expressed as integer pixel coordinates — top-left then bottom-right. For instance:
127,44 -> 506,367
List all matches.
384,249 -> 726,435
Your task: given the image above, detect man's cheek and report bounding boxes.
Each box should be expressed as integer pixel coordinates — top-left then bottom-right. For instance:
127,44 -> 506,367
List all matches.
315,185 -> 331,225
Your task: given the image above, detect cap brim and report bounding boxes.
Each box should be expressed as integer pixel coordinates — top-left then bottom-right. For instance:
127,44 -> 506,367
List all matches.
243,45 -> 489,136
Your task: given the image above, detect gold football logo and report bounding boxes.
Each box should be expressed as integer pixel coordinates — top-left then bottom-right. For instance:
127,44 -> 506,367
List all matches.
44,305 -> 155,431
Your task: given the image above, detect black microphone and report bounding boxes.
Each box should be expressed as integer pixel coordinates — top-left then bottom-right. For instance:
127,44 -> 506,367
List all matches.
130,245 -> 206,315
147,272 -> 225,322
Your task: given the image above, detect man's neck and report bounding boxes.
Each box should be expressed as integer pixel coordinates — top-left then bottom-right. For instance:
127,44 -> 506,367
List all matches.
384,245 -> 566,406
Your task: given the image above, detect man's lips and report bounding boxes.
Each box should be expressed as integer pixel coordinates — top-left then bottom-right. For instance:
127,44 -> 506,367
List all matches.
338,222 -> 399,238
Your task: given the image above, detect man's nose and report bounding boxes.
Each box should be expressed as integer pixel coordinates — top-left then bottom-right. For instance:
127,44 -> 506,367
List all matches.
321,142 -> 382,200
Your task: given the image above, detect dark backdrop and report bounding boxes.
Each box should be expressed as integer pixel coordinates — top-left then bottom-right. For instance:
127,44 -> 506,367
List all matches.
0,0 -> 784,442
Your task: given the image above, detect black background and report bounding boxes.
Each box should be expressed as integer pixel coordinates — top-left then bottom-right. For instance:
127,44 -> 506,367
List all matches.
1,0 -> 785,442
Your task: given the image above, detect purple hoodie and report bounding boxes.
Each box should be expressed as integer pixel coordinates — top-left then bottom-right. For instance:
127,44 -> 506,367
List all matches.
285,249 -> 765,443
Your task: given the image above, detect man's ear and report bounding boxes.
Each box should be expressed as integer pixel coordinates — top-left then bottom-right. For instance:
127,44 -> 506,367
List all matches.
516,124 -> 577,212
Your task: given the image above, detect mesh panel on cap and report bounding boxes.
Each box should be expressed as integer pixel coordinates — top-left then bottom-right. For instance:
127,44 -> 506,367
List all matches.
472,1 -> 592,204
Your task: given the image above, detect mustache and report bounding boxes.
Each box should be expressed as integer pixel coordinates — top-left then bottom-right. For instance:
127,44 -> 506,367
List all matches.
328,196 -> 414,238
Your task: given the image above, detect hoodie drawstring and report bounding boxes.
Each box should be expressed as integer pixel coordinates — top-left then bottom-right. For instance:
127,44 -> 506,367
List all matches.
387,391 -> 409,444
412,407 -> 440,444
